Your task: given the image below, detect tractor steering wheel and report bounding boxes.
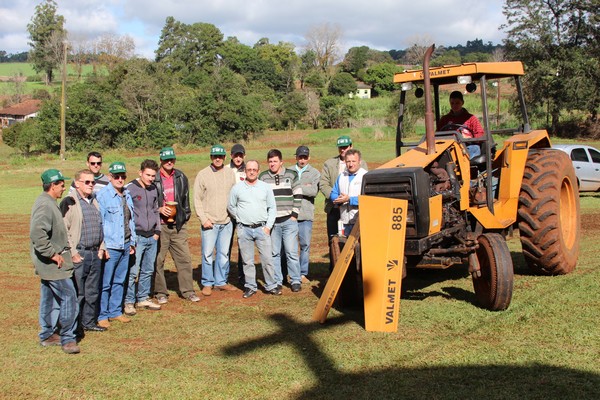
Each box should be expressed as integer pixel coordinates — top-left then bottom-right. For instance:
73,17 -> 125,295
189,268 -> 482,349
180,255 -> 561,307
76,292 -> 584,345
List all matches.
440,123 -> 474,139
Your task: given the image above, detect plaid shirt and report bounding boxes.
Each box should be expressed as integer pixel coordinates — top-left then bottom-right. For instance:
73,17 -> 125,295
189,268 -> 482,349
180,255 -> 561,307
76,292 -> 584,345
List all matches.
78,193 -> 103,248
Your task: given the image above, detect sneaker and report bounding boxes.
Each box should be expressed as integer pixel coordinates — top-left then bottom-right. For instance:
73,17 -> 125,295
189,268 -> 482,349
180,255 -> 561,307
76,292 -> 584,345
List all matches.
267,286 -> 282,296
62,341 -> 80,354
242,288 -> 257,298
136,299 -> 161,311
40,333 -> 61,347
291,283 -> 302,292
215,283 -> 237,291
109,314 -> 131,323
186,294 -> 201,302
124,303 -> 137,316
156,295 -> 168,305
301,275 -> 311,284
201,286 -> 212,296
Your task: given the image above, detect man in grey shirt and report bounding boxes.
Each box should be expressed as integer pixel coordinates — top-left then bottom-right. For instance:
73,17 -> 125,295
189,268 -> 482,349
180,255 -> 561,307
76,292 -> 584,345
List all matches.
228,160 -> 280,299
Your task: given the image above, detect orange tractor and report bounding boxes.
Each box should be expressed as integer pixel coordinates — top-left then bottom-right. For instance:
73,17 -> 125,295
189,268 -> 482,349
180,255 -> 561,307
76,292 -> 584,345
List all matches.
318,46 -> 580,323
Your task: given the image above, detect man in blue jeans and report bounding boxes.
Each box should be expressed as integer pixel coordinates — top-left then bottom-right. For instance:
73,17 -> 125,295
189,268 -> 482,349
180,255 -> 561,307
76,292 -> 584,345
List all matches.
31,169 -> 80,354
259,149 -> 303,292
124,160 -> 162,316
293,146 -> 320,283
96,162 -> 136,328
228,160 -> 280,298
61,169 -> 107,333
194,144 -> 237,296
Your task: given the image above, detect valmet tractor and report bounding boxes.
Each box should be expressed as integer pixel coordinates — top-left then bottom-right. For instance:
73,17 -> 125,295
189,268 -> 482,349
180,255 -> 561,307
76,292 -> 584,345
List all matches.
330,45 -> 580,313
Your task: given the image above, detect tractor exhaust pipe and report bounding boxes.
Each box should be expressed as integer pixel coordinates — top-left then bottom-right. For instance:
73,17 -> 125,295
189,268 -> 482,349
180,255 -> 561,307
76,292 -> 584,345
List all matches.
423,44 -> 436,155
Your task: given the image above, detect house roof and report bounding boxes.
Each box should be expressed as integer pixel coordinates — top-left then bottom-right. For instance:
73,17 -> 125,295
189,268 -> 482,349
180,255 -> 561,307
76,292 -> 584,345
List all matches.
0,99 -> 42,116
356,82 -> 372,89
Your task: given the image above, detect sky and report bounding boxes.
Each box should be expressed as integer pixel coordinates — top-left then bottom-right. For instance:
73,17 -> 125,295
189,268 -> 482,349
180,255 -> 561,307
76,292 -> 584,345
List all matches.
1,0 -> 507,59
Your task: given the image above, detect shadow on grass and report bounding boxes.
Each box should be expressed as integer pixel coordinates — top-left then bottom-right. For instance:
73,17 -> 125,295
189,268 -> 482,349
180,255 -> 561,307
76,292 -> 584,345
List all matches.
223,313 -> 600,399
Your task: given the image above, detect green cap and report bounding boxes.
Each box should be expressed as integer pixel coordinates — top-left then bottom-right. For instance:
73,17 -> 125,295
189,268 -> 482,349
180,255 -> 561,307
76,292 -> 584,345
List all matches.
210,144 -> 226,156
337,135 -> 352,147
108,162 -> 127,174
160,147 -> 176,160
41,169 -> 70,184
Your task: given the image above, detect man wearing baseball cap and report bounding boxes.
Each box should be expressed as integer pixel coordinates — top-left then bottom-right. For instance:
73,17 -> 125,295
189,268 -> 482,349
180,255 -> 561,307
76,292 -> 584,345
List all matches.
96,162 -> 136,327
194,144 -> 237,296
294,146 -> 320,282
320,136 -> 368,240
31,169 -> 80,353
153,147 -> 200,303
228,143 -> 247,284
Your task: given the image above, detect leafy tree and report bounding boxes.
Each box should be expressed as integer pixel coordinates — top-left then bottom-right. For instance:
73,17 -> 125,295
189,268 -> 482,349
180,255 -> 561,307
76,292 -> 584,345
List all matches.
279,91 -> 308,130
431,49 -> 462,66
2,118 -> 40,154
319,96 -> 356,128
194,67 -> 268,143
220,37 -> 257,73
27,0 -> 66,84
363,63 -> 403,94
342,46 -> 370,75
329,72 -> 357,96
156,17 -> 223,76
65,80 -> 133,150
502,0 -> 600,130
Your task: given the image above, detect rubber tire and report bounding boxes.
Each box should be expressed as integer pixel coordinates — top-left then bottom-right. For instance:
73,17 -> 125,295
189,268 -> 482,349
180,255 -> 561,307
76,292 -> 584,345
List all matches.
472,233 -> 514,311
518,149 -> 580,275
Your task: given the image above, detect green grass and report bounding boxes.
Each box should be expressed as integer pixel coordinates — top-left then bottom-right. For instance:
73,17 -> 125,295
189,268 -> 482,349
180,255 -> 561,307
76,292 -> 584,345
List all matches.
0,133 -> 599,399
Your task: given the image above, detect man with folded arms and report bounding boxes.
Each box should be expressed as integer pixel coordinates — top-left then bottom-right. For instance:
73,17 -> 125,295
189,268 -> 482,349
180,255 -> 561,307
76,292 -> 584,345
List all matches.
60,169 -> 107,333
194,144 -> 237,296
31,169 -> 80,354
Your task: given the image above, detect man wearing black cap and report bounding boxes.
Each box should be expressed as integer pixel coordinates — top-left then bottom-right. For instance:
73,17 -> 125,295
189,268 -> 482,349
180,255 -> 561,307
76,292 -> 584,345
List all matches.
294,146 -> 320,282
228,143 -> 247,182
228,143 -> 246,284
31,169 -> 80,354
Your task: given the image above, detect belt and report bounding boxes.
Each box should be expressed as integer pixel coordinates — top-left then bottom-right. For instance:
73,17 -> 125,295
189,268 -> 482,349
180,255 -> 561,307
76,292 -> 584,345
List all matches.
302,195 -> 315,204
77,245 -> 99,251
240,222 -> 265,229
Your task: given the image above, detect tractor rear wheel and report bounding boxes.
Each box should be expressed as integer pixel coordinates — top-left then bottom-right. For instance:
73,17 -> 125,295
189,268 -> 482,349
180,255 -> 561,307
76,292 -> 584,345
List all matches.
472,233 -> 514,311
518,149 -> 580,275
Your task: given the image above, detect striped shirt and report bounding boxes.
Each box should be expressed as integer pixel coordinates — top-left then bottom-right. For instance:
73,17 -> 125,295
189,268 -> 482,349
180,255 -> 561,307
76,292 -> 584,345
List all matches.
259,168 -> 302,222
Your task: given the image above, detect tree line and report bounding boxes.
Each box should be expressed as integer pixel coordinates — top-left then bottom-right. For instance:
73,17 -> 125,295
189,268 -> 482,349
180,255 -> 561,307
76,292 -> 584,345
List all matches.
3,0 -> 599,154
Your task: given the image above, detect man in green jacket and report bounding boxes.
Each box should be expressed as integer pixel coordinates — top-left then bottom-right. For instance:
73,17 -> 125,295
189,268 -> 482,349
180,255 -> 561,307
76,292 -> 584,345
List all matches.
31,169 -> 80,354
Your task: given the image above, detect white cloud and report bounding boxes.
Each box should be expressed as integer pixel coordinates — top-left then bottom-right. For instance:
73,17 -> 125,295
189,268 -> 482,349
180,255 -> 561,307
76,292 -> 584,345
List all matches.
0,0 -> 506,59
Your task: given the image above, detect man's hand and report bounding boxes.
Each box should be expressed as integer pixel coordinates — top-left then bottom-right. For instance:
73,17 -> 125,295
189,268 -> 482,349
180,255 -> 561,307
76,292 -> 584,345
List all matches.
333,194 -> 349,205
129,245 -> 135,255
159,206 -> 171,217
97,249 -> 106,260
51,253 -> 64,268
202,220 -> 214,229
263,226 -> 271,235
153,234 -> 160,241
72,253 -> 83,264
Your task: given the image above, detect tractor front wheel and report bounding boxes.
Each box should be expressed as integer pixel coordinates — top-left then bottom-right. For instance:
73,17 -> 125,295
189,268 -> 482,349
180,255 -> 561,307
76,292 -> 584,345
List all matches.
472,233 -> 514,311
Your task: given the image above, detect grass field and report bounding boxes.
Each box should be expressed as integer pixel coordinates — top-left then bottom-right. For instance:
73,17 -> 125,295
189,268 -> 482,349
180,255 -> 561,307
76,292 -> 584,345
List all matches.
0,132 -> 599,399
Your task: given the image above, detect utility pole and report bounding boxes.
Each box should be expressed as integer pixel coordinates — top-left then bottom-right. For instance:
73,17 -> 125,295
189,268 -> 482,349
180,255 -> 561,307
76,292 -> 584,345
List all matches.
60,40 -> 67,161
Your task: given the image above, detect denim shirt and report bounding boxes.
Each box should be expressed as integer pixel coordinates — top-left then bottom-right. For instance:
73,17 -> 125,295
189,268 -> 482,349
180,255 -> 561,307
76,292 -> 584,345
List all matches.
96,183 -> 136,250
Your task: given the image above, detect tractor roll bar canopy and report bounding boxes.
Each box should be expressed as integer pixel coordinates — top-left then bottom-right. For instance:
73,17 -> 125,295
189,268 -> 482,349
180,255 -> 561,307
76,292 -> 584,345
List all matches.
393,62 -> 524,86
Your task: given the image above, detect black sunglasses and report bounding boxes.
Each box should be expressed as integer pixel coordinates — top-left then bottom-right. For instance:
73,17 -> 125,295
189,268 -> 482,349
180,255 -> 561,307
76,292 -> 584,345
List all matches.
89,161 -> 102,166
79,180 -> 96,186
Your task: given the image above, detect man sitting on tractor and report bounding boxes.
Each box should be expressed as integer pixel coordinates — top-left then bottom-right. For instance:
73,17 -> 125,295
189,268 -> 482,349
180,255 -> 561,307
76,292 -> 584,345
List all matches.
437,91 -> 484,159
